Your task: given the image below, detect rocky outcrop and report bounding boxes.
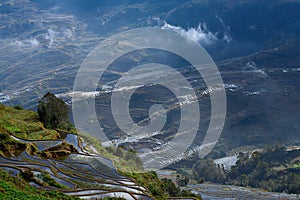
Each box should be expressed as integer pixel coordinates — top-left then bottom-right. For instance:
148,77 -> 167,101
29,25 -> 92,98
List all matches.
40,141 -> 78,160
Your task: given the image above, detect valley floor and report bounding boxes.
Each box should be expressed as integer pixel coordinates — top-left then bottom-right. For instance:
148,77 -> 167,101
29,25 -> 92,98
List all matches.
185,183 -> 300,200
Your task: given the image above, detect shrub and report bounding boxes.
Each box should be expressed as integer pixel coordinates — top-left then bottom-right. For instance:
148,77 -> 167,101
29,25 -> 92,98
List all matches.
13,105 -> 23,110
0,103 -> 5,110
37,92 -> 70,129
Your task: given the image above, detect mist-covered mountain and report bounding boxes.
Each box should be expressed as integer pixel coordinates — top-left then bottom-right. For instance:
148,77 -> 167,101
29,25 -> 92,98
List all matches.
32,0 -> 300,59
1,0 -> 300,152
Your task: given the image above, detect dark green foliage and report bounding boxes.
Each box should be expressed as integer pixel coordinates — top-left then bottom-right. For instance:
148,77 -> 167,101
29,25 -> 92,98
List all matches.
13,105 -> 24,110
0,132 -> 10,141
104,145 -> 144,171
20,169 -> 34,181
176,175 -> 189,186
38,92 -> 70,129
122,171 -> 201,199
192,145 -> 300,194
161,178 -> 180,197
193,159 -> 225,183
132,171 -> 166,197
227,146 -> 300,193
0,104 -> 61,140
115,146 -> 124,157
37,173 -> 67,189
0,169 -> 78,200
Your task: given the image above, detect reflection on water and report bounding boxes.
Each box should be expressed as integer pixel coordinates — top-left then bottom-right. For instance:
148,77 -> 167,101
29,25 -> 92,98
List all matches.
0,134 -> 153,199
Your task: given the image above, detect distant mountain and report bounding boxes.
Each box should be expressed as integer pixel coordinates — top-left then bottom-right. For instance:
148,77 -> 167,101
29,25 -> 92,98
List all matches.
32,0 -> 300,60
219,41 -> 300,149
0,0 -> 300,152
1,0 -> 300,105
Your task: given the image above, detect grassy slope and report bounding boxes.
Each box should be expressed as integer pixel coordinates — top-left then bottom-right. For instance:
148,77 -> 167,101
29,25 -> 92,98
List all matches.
0,104 -> 60,140
0,104 -> 201,199
0,104 -> 77,199
0,169 -> 77,200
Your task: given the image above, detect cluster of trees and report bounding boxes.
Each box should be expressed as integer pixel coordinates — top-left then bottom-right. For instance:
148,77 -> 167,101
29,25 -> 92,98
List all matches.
192,146 -> 300,194
37,92 -> 71,130
228,146 -> 300,193
193,159 -> 225,184
105,146 -> 144,171
176,175 -> 189,186
123,171 -> 201,199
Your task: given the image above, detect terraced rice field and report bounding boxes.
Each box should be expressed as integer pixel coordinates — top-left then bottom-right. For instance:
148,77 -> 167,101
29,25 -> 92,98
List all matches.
0,134 -> 153,199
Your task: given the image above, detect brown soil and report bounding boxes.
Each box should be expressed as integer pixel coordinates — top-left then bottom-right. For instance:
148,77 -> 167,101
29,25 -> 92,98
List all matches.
40,141 -> 78,160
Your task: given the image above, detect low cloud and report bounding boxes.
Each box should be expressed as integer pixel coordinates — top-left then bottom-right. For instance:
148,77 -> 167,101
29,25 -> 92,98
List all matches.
162,22 -> 218,45
216,15 -> 232,43
10,38 -> 40,49
45,28 -> 74,48
243,61 -> 268,78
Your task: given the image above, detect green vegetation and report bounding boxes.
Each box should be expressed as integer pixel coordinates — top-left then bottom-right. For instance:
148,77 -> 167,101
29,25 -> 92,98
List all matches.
79,132 -> 144,172
105,146 -> 144,172
0,132 -> 26,157
0,102 -> 79,198
228,146 -> 300,193
192,145 -> 300,194
193,159 -> 225,183
0,169 -> 78,200
0,96 -> 79,158
122,171 -> 201,200
78,133 -> 201,199
36,172 -> 68,189
0,103 -> 60,140
1,100 -> 200,199
292,162 -> 300,169
38,92 -> 72,130
13,105 -> 24,110
0,101 -> 74,158
40,141 -> 78,160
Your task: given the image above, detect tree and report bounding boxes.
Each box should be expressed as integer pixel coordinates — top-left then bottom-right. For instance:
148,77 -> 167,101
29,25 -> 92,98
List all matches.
161,178 -> 180,197
192,159 -> 225,183
176,175 -> 189,186
38,92 -> 70,129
